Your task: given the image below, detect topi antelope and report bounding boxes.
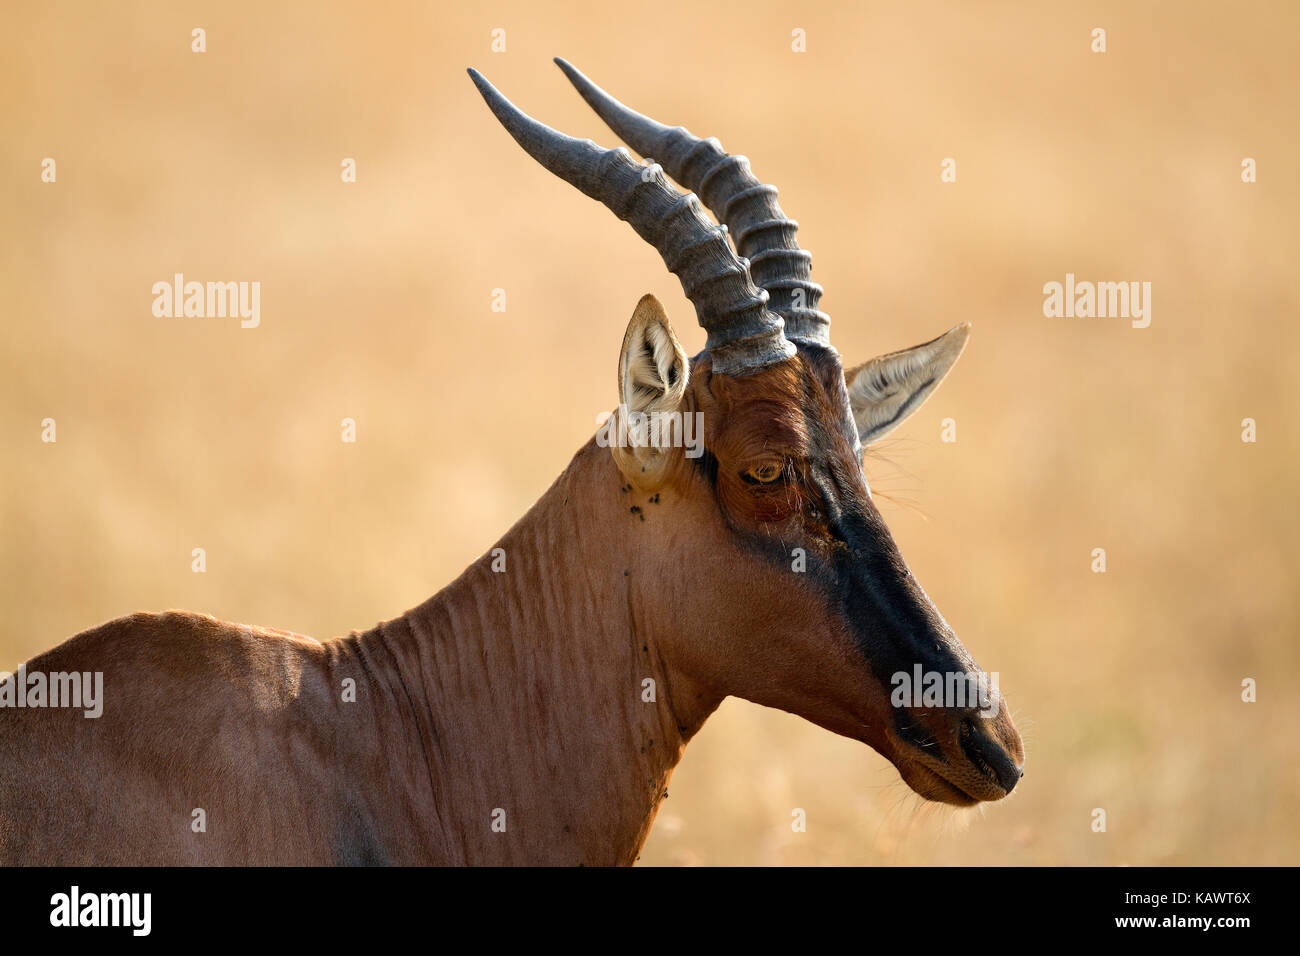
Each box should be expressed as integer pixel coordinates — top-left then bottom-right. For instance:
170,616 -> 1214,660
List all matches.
0,60 -> 1023,866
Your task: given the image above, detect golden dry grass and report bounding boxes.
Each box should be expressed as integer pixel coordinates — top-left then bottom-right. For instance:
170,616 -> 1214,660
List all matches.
2,0 -> 1297,864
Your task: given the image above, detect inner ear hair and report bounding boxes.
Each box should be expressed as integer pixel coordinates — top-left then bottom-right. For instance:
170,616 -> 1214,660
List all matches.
846,323 -> 970,446
619,296 -> 688,409
612,295 -> 690,486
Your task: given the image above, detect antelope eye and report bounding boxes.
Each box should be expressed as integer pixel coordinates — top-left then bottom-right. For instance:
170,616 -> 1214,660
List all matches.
742,462 -> 784,485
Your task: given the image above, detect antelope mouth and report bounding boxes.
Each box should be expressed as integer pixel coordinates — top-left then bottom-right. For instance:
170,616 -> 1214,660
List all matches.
905,761 -> 980,807
891,717 -> 1019,805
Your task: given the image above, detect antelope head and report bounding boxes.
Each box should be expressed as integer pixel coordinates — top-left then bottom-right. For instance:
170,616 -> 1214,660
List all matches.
471,61 -> 1024,806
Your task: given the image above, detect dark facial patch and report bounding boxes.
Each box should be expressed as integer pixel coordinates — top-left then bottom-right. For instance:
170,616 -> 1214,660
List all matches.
799,346 -> 974,680
700,342 -> 975,704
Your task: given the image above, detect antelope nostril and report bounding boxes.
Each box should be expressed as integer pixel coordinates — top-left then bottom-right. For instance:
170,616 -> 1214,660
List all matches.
959,718 -> 1023,793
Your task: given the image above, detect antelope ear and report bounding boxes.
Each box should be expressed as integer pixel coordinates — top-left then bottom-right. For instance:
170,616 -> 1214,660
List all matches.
845,323 -> 970,445
607,294 -> 690,486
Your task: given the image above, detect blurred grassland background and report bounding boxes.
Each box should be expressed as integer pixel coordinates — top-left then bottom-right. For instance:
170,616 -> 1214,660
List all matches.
2,0 -> 1297,864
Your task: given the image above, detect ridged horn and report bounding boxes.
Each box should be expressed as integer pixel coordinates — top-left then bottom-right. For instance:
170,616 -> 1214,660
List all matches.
468,68 -> 796,375
554,57 -> 831,347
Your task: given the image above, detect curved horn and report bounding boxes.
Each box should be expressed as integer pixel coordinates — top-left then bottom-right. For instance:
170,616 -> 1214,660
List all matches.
468,69 -> 795,375
554,57 -> 830,347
